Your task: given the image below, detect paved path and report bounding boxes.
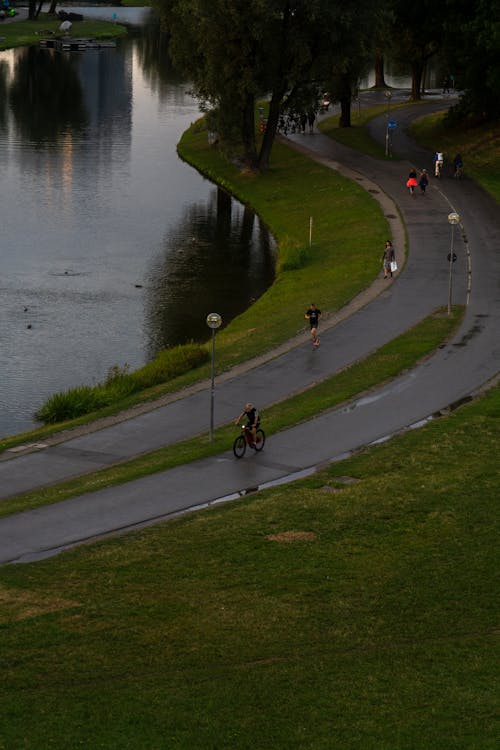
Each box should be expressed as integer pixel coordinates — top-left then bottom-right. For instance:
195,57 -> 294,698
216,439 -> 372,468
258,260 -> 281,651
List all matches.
1,95 -> 499,563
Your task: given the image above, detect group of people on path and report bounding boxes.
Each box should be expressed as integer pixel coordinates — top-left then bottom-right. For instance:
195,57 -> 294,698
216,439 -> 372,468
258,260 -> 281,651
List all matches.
406,151 -> 463,195
406,167 -> 429,195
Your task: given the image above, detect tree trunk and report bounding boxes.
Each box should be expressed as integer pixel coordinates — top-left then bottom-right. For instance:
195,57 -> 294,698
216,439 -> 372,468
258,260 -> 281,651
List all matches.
240,94 -> 259,170
35,0 -> 43,19
338,74 -> 353,127
374,53 -> 386,88
48,0 -> 58,14
257,90 -> 282,171
410,62 -> 424,101
339,97 -> 352,127
28,0 -> 36,20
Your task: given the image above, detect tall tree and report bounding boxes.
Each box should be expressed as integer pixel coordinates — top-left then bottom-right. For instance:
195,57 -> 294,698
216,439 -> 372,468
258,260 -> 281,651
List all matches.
389,0 -> 446,100
156,0 -> 381,169
441,0 -> 500,121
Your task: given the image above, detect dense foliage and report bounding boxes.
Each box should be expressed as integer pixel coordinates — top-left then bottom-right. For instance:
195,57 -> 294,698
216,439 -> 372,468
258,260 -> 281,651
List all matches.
155,0 -> 499,168
155,0 -> 381,168
442,0 -> 500,121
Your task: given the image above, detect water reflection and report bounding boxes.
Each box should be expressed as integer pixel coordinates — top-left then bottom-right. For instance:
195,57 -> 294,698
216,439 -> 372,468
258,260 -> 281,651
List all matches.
0,27 -> 275,437
145,187 -> 275,355
9,46 -> 87,143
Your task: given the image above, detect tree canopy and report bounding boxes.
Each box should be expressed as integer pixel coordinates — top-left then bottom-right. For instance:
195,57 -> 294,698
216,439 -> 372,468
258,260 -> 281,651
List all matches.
155,0 -> 499,170
156,0 -> 381,169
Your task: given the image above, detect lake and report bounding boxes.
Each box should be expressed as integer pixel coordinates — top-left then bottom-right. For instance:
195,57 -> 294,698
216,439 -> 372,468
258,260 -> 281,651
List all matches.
0,13 -> 275,436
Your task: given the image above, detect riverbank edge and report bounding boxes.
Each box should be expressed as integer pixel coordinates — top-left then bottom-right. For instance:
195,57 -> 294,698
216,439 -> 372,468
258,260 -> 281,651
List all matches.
0,12 -> 127,51
0,115 -> 394,450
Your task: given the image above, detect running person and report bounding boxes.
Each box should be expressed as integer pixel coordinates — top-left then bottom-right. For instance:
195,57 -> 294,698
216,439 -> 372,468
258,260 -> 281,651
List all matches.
234,403 -> 260,446
305,303 -> 321,347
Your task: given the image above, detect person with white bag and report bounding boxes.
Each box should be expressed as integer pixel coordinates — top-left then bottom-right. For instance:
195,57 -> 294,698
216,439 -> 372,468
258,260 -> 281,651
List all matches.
382,240 -> 397,278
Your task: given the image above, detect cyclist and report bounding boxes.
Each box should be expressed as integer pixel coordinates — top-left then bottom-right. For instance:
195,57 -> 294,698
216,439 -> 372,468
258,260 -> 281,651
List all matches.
434,151 -> 444,177
234,403 -> 260,447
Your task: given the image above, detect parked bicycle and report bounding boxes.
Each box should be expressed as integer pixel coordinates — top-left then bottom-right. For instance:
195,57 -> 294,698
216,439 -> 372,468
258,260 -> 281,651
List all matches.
233,424 -> 266,458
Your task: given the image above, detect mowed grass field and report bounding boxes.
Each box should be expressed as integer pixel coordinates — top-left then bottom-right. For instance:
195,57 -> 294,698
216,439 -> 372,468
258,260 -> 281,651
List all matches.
0,380 -> 498,749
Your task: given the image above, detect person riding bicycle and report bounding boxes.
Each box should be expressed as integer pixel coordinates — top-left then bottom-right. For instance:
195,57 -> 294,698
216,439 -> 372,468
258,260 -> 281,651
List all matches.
434,151 -> 444,177
234,403 -> 260,446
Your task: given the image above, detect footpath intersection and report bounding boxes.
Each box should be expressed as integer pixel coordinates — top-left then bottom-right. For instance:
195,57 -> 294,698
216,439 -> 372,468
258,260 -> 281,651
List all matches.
1,96 -> 499,563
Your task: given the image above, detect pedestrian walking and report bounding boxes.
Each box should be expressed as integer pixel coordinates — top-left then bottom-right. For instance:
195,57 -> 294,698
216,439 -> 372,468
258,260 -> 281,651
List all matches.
453,153 -> 463,178
419,168 -> 429,194
406,168 -> 418,196
307,110 -> 316,133
382,240 -> 396,279
305,303 -> 321,347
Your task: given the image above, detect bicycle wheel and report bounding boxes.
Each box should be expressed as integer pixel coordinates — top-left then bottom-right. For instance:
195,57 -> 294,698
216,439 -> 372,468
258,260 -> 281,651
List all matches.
254,429 -> 266,452
233,435 -> 246,458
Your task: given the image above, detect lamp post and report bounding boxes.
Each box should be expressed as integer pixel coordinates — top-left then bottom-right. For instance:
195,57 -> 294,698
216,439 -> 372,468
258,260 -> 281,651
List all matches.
447,212 -> 460,315
384,90 -> 392,157
206,312 -> 222,442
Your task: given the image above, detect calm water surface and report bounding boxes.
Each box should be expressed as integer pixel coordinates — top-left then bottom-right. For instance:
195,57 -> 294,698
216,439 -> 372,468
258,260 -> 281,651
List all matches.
0,22 -> 275,436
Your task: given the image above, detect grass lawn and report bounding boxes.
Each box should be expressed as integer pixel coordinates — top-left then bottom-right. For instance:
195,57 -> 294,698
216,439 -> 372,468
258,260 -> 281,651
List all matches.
0,379 -> 497,749
0,14 -> 127,50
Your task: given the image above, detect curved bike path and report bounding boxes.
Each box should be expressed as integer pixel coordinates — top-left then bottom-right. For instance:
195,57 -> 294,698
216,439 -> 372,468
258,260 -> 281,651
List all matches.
1,96 -> 499,563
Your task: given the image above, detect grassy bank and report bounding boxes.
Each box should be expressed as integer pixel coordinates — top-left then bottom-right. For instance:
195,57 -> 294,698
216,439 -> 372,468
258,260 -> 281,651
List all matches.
0,15 -> 127,50
176,124 -> 387,365
0,375 -> 497,749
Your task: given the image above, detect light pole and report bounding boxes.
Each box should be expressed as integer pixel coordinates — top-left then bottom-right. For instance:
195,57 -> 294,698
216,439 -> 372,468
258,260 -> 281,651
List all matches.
447,212 -> 460,315
384,90 -> 392,157
206,312 -> 222,442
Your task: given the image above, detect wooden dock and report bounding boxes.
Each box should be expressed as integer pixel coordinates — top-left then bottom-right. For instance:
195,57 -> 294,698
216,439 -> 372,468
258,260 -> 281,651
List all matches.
40,38 -> 116,51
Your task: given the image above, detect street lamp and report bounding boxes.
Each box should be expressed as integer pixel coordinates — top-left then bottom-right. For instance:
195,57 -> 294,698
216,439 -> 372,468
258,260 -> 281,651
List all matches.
447,212 -> 460,315
206,312 -> 222,442
384,90 -> 392,157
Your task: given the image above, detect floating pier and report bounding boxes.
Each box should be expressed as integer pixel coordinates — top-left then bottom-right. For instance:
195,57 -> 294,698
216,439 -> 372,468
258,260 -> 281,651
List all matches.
40,37 -> 116,51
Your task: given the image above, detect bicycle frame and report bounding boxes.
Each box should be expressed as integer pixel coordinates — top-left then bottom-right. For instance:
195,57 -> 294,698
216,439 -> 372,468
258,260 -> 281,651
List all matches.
241,424 -> 256,445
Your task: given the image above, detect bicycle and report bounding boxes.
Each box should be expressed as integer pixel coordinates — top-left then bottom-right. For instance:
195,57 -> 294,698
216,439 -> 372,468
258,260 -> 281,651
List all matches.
233,424 -> 266,458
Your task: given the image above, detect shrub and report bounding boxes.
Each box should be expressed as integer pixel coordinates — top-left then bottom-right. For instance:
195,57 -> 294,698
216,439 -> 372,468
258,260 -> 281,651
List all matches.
35,344 -> 209,425
35,386 -> 111,424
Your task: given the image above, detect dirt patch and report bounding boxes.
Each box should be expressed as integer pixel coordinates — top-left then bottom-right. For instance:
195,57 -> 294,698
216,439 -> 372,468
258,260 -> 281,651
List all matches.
266,531 -> 317,543
0,585 -> 80,624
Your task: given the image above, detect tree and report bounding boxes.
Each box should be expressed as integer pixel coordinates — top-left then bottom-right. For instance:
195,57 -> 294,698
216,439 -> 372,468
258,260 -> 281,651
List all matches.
389,0 -> 447,100
156,0 -> 383,169
441,0 -> 500,121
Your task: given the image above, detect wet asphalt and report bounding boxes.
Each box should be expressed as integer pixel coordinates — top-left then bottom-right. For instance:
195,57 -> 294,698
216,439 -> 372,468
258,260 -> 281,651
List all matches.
1,93 -> 499,563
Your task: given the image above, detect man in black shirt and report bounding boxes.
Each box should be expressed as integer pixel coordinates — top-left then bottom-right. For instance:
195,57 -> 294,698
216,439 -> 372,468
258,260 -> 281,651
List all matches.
305,303 -> 321,347
234,403 -> 260,446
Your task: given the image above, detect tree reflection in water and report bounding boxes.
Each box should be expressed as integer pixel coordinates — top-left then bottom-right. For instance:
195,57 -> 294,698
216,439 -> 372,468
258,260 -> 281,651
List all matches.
145,187 -> 276,356
9,46 -> 87,143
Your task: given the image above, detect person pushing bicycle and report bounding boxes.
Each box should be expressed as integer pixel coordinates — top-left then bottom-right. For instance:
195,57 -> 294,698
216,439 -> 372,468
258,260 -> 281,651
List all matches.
234,403 -> 260,446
